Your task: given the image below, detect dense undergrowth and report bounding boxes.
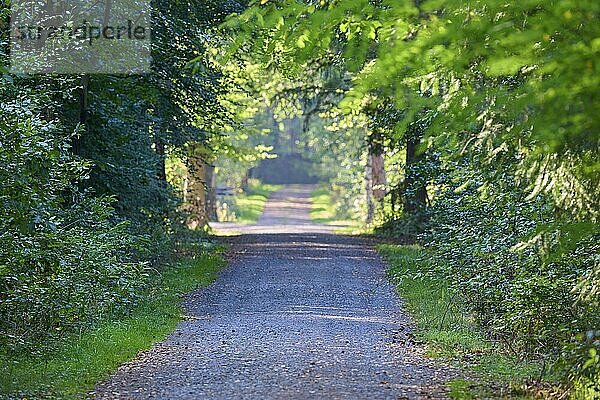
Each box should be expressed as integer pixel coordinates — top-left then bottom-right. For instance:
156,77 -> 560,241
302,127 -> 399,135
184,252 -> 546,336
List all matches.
375,164 -> 600,397
0,3 -> 243,394
379,244 -> 547,399
0,0 -> 243,355
0,247 -> 225,399
0,79 -> 147,352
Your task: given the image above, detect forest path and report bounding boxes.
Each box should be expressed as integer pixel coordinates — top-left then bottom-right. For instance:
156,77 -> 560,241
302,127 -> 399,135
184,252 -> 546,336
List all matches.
209,184 -> 349,234
94,185 -> 451,399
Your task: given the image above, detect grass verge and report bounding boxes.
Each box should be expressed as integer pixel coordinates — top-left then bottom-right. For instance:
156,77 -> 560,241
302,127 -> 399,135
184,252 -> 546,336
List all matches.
377,244 -> 547,399
310,186 -> 367,234
0,251 -> 225,399
225,179 -> 281,224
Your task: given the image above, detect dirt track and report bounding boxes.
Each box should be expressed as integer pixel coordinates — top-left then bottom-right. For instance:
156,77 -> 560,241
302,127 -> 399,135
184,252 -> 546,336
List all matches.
94,185 -> 451,399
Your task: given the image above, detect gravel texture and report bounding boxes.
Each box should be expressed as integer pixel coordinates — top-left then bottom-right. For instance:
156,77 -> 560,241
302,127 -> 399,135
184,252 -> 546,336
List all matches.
93,186 -> 452,399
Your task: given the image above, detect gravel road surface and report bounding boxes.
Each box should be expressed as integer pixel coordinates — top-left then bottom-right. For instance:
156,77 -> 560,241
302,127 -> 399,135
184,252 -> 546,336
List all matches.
93,185 -> 451,399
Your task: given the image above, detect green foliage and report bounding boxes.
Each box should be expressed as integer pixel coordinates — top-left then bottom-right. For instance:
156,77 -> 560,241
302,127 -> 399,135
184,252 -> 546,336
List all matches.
422,160 -> 599,392
0,76 -> 150,350
0,251 -> 224,399
309,186 -> 364,233
310,187 -> 341,224
379,244 -> 543,397
379,245 -> 488,358
226,0 -> 599,218
223,0 -> 600,390
0,0 -> 247,355
446,379 -> 476,400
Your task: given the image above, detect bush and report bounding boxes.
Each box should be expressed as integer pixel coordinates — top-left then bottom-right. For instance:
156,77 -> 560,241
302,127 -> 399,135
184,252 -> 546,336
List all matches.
0,77 -> 150,350
420,164 -> 600,388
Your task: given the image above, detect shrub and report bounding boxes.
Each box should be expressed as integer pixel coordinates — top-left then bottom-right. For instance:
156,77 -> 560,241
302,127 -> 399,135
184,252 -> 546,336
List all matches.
420,164 -> 600,387
0,78 -> 150,350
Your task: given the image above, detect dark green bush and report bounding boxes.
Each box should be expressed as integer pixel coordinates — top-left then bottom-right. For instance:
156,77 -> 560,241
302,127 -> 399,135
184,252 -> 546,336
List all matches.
0,77 -> 150,350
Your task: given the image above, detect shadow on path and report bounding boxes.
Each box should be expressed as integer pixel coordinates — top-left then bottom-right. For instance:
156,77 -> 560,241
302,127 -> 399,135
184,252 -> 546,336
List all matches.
94,186 -> 453,399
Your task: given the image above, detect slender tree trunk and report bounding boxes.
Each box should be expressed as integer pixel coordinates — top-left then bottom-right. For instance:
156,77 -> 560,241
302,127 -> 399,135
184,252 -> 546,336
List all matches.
241,170 -> 250,191
365,154 -> 374,224
365,127 -> 386,223
289,118 -> 298,154
403,120 -> 427,214
155,132 -> 166,182
75,74 -> 89,154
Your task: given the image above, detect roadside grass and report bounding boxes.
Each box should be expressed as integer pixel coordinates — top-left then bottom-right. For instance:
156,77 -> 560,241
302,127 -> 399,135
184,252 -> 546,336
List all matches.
222,180 -> 281,224
378,244 -> 547,399
310,187 -> 368,234
0,251 -> 225,399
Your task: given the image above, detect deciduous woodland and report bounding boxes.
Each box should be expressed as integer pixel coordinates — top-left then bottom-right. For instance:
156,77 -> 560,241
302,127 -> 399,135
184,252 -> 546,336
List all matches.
0,0 -> 598,398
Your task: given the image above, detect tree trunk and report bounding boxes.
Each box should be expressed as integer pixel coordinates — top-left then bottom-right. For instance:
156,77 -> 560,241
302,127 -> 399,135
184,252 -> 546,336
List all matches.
371,153 -> 386,201
205,163 -> 218,221
403,120 -> 427,214
155,133 -> 166,182
289,119 -> 296,154
74,74 -> 89,154
366,127 -> 386,222
241,170 -> 250,192
185,148 -> 208,229
365,154 -> 374,224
